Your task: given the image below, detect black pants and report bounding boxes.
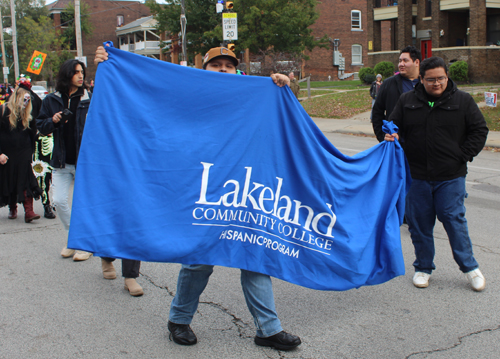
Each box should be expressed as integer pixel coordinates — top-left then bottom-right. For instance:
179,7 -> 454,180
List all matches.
101,258 -> 141,278
39,172 -> 52,206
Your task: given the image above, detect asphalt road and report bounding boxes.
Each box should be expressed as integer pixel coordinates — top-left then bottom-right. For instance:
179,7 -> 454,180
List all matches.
1,132 -> 499,359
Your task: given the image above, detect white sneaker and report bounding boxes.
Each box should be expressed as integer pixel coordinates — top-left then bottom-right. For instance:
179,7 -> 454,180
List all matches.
413,272 -> 431,288
465,269 -> 485,292
73,251 -> 93,261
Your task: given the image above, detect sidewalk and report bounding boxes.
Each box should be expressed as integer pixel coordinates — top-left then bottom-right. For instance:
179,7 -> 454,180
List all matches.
311,110 -> 500,148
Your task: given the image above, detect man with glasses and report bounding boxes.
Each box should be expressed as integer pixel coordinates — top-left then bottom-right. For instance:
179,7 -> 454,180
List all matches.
372,46 -> 421,142
384,57 -> 489,291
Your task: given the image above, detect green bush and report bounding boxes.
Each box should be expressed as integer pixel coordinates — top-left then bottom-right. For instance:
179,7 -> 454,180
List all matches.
358,67 -> 375,84
449,61 -> 469,82
364,74 -> 376,84
374,61 -> 395,80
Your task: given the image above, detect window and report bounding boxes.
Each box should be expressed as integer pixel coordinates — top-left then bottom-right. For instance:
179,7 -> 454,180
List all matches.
352,45 -> 363,65
425,0 -> 432,17
487,15 -> 500,45
351,10 -> 361,30
117,15 -> 124,27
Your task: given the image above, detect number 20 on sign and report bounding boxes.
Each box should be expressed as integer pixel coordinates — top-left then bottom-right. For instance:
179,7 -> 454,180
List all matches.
222,13 -> 238,41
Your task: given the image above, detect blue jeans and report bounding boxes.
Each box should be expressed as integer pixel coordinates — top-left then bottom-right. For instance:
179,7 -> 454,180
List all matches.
52,165 -> 76,232
406,176 -> 479,274
169,264 -> 282,337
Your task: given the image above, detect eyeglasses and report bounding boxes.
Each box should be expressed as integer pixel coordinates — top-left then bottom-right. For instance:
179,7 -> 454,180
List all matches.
424,76 -> 447,84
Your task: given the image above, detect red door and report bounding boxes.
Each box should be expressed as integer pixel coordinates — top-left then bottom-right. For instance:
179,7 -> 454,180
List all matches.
421,40 -> 432,59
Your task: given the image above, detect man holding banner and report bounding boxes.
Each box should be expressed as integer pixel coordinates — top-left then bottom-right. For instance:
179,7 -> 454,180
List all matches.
94,45 -> 301,350
385,57 -> 489,291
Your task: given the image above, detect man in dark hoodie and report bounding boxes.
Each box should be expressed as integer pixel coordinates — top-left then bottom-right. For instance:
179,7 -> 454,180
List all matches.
384,56 -> 489,292
37,59 -> 94,261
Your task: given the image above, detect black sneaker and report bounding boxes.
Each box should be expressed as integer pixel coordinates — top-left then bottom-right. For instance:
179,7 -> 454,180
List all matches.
167,321 -> 197,345
254,331 -> 301,350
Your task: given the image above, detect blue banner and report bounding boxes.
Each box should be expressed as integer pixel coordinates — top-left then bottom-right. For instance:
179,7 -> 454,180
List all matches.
68,44 -> 410,291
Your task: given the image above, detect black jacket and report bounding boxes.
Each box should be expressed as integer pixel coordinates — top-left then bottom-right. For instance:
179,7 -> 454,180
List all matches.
372,74 -> 420,142
36,89 -> 91,168
388,79 -> 488,181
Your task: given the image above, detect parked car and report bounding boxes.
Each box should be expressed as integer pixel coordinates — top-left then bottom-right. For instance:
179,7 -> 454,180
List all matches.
31,85 -> 49,100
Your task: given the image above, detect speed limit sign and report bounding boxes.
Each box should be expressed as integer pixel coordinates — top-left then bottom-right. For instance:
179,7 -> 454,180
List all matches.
222,13 -> 238,41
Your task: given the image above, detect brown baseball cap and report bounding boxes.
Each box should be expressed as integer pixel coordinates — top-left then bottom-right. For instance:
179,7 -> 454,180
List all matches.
202,47 -> 239,69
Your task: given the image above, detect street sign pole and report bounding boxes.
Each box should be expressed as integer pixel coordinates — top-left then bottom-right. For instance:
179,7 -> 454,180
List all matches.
180,0 -> 187,65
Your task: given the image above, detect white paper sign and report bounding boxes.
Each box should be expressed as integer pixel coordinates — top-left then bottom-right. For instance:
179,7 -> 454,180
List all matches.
485,92 -> 497,108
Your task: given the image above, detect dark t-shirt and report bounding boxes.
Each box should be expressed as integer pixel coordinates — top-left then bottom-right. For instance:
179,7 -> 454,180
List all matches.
61,88 -> 83,165
402,77 -> 419,93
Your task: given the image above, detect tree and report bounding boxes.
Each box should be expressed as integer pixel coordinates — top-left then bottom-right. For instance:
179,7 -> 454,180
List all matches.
60,1 -> 94,51
233,0 -> 328,56
0,0 -> 47,24
17,16 -> 73,84
0,0 -> 57,83
147,0 -> 328,63
147,0 -> 222,58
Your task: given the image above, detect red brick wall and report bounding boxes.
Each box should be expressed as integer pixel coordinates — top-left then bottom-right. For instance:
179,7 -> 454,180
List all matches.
433,47 -> 500,83
304,0 -> 368,81
81,0 -> 151,80
381,21 -> 392,51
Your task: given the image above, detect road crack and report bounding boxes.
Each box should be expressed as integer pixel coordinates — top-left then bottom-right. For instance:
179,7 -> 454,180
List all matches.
140,273 -> 253,339
140,272 -> 175,297
0,224 -> 61,235
405,324 -> 500,358
199,300 -> 253,339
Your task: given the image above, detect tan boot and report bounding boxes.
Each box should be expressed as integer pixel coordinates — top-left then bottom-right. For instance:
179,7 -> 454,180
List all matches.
124,278 -> 143,297
101,258 -> 117,280
73,251 -> 93,261
61,247 -> 76,258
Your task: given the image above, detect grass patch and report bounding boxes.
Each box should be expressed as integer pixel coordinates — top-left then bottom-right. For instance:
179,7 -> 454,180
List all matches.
298,89 -> 337,97
300,80 -> 367,90
473,93 -> 485,103
301,90 -> 372,118
481,106 -> 500,131
471,93 -> 499,131
461,83 -> 500,88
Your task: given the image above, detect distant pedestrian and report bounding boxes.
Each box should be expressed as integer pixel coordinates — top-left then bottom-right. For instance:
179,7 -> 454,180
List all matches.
0,84 -> 8,104
289,72 -> 300,99
385,56 -> 489,291
37,59 -> 93,261
369,74 -> 383,119
0,81 -> 42,222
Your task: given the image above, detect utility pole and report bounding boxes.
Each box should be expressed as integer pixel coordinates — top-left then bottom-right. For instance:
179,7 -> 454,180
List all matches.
10,0 -> 19,80
75,0 -> 83,57
0,8 -> 8,85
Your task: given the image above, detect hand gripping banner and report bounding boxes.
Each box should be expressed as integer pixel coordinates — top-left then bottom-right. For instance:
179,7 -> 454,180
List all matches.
68,43 -> 411,291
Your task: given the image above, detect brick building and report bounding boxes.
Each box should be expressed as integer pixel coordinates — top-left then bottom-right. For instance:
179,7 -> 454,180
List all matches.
367,0 -> 500,83
304,0 -> 368,81
47,0 -> 151,80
